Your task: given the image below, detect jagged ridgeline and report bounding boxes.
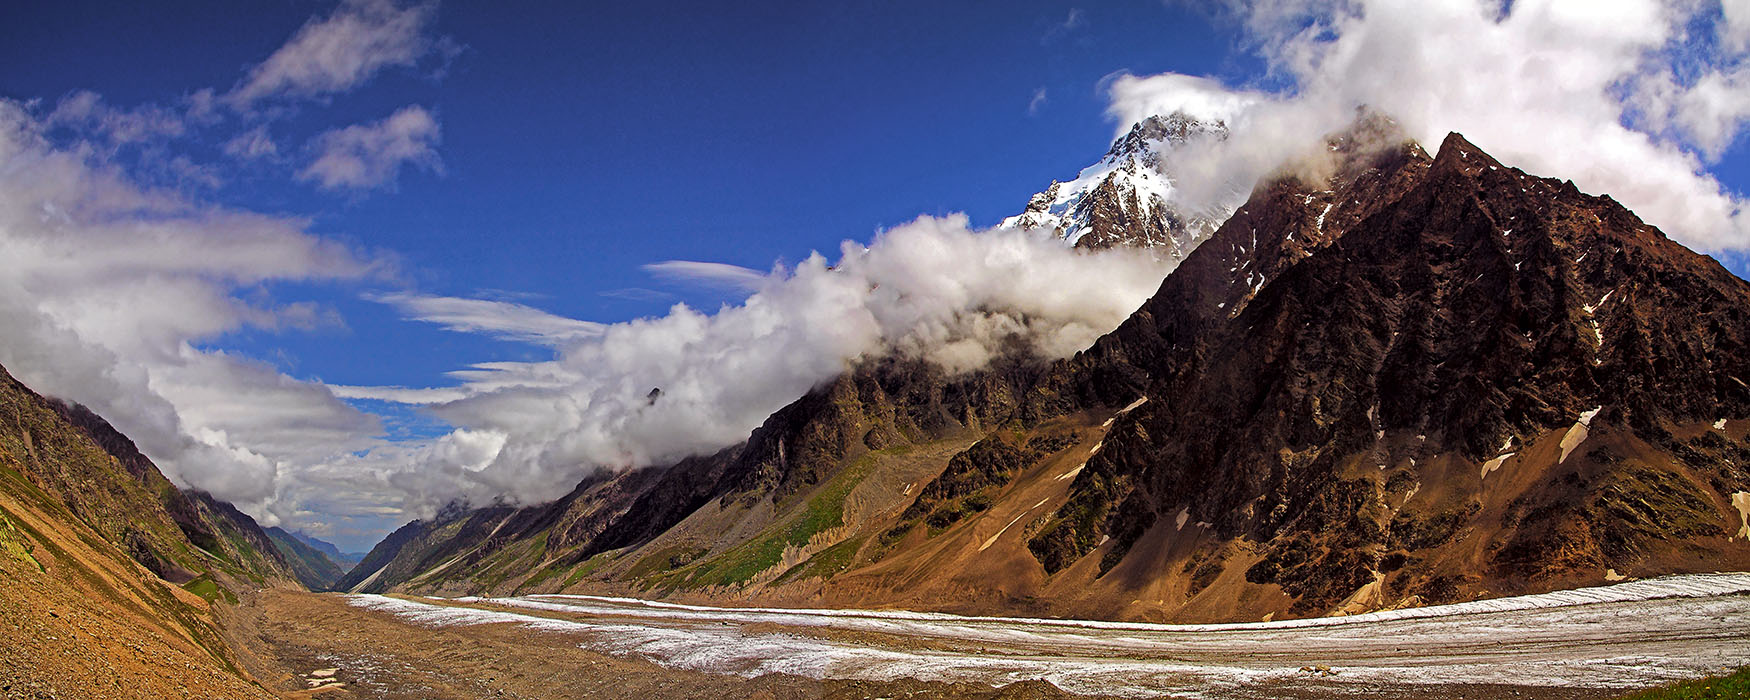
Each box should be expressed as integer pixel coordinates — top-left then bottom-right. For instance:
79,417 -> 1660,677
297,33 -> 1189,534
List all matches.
0,363 -> 299,697
341,115 -> 1750,623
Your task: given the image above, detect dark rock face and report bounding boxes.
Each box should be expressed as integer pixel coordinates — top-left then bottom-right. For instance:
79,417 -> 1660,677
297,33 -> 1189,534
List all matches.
332,517 -> 426,592
898,431 -> 1076,532
1024,129 -> 1750,611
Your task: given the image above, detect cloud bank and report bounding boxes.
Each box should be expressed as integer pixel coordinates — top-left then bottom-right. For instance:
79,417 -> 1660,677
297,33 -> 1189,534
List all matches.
0,100 -> 385,513
0,0 -> 454,546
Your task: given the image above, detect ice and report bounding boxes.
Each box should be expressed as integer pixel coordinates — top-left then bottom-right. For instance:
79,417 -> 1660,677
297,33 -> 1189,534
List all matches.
1558,408 -> 1601,463
1733,492 -> 1750,540
1480,452 -> 1514,480
979,511 -> 1030,551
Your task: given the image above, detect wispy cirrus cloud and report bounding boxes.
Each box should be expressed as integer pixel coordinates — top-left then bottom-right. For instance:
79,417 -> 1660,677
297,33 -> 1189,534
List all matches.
45,90 -> 187,145
642,260 -> 769,291
367,291 -> 604,345
330,384 -> 471,405
1028,87 -> 1049,116
226,0 -> 441,108
599,287 -> 676,302
1042,7 -> 1085,42
223,124 -> 279,161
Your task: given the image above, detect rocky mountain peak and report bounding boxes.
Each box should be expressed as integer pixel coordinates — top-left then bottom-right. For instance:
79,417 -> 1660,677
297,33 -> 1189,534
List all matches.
1002,111 -> 1231,258
1105,111 -> 1228,161
1025,125 -> 1750,616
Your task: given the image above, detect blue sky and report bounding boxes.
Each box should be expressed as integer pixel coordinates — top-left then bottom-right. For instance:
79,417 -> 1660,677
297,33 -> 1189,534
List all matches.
4,0 -> 1254,392
3,1 -> 1747,551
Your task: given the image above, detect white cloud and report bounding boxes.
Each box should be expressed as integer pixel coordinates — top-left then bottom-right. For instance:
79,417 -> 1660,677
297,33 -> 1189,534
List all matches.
1044,7 -> 1086,42
1722,0 -> 1750,53
0,99 -> 385,513
223,125 -> 279,160
227,0 -> 438,107
599,287 -> 675,302
45,90 -> 187,146
299,105 -> 441,190
368,291 -> 604,345
350,215 -> 1176,508
642,260 -> 770,292
1029,87 -> 1049,116
1104,73 -> 1262,134
1118,0 -> 1749,252
330,384 -> 472,405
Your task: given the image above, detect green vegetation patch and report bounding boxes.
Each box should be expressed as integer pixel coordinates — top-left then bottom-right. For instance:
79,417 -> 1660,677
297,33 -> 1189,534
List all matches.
468,532 -> 549,591
563,551 -> 615,587
626,544 -> 707,579
1617,667 -> 1750,700
180,575 -> 237,605
0,508 -> 44,572
679,451 -> 880,588
774,535 -> 866,585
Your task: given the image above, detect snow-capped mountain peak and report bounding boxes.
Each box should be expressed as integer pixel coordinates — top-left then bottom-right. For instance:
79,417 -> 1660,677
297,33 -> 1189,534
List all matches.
1003,111 -> 1230,259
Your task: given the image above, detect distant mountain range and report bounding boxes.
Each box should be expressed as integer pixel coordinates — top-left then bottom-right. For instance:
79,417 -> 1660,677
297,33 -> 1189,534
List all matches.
286,529 -> 365,569
332,111 -> 1750,622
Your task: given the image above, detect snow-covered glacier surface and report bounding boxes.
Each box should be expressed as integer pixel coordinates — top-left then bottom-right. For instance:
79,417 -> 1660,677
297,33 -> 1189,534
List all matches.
350,572 -> 1750,698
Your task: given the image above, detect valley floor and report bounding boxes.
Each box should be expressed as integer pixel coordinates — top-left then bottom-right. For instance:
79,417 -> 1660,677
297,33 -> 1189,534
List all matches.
225,587 -> 1099,700
226,574 -> 1750,700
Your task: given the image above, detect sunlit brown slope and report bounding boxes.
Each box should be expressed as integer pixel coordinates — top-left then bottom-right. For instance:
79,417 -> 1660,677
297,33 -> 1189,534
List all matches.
0,364 -> 279,698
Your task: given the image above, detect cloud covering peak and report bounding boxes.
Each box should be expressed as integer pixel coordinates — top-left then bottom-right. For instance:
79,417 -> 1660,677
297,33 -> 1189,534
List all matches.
349,215 -> 1176,511
1107,0 -> 1750,253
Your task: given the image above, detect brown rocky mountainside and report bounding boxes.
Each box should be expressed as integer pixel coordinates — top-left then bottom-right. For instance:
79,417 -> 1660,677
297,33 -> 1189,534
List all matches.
341,121 -> 1750,624
334,353 -> 1047,594
0,364 -> 294,698
1013,130 -> 1750,619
